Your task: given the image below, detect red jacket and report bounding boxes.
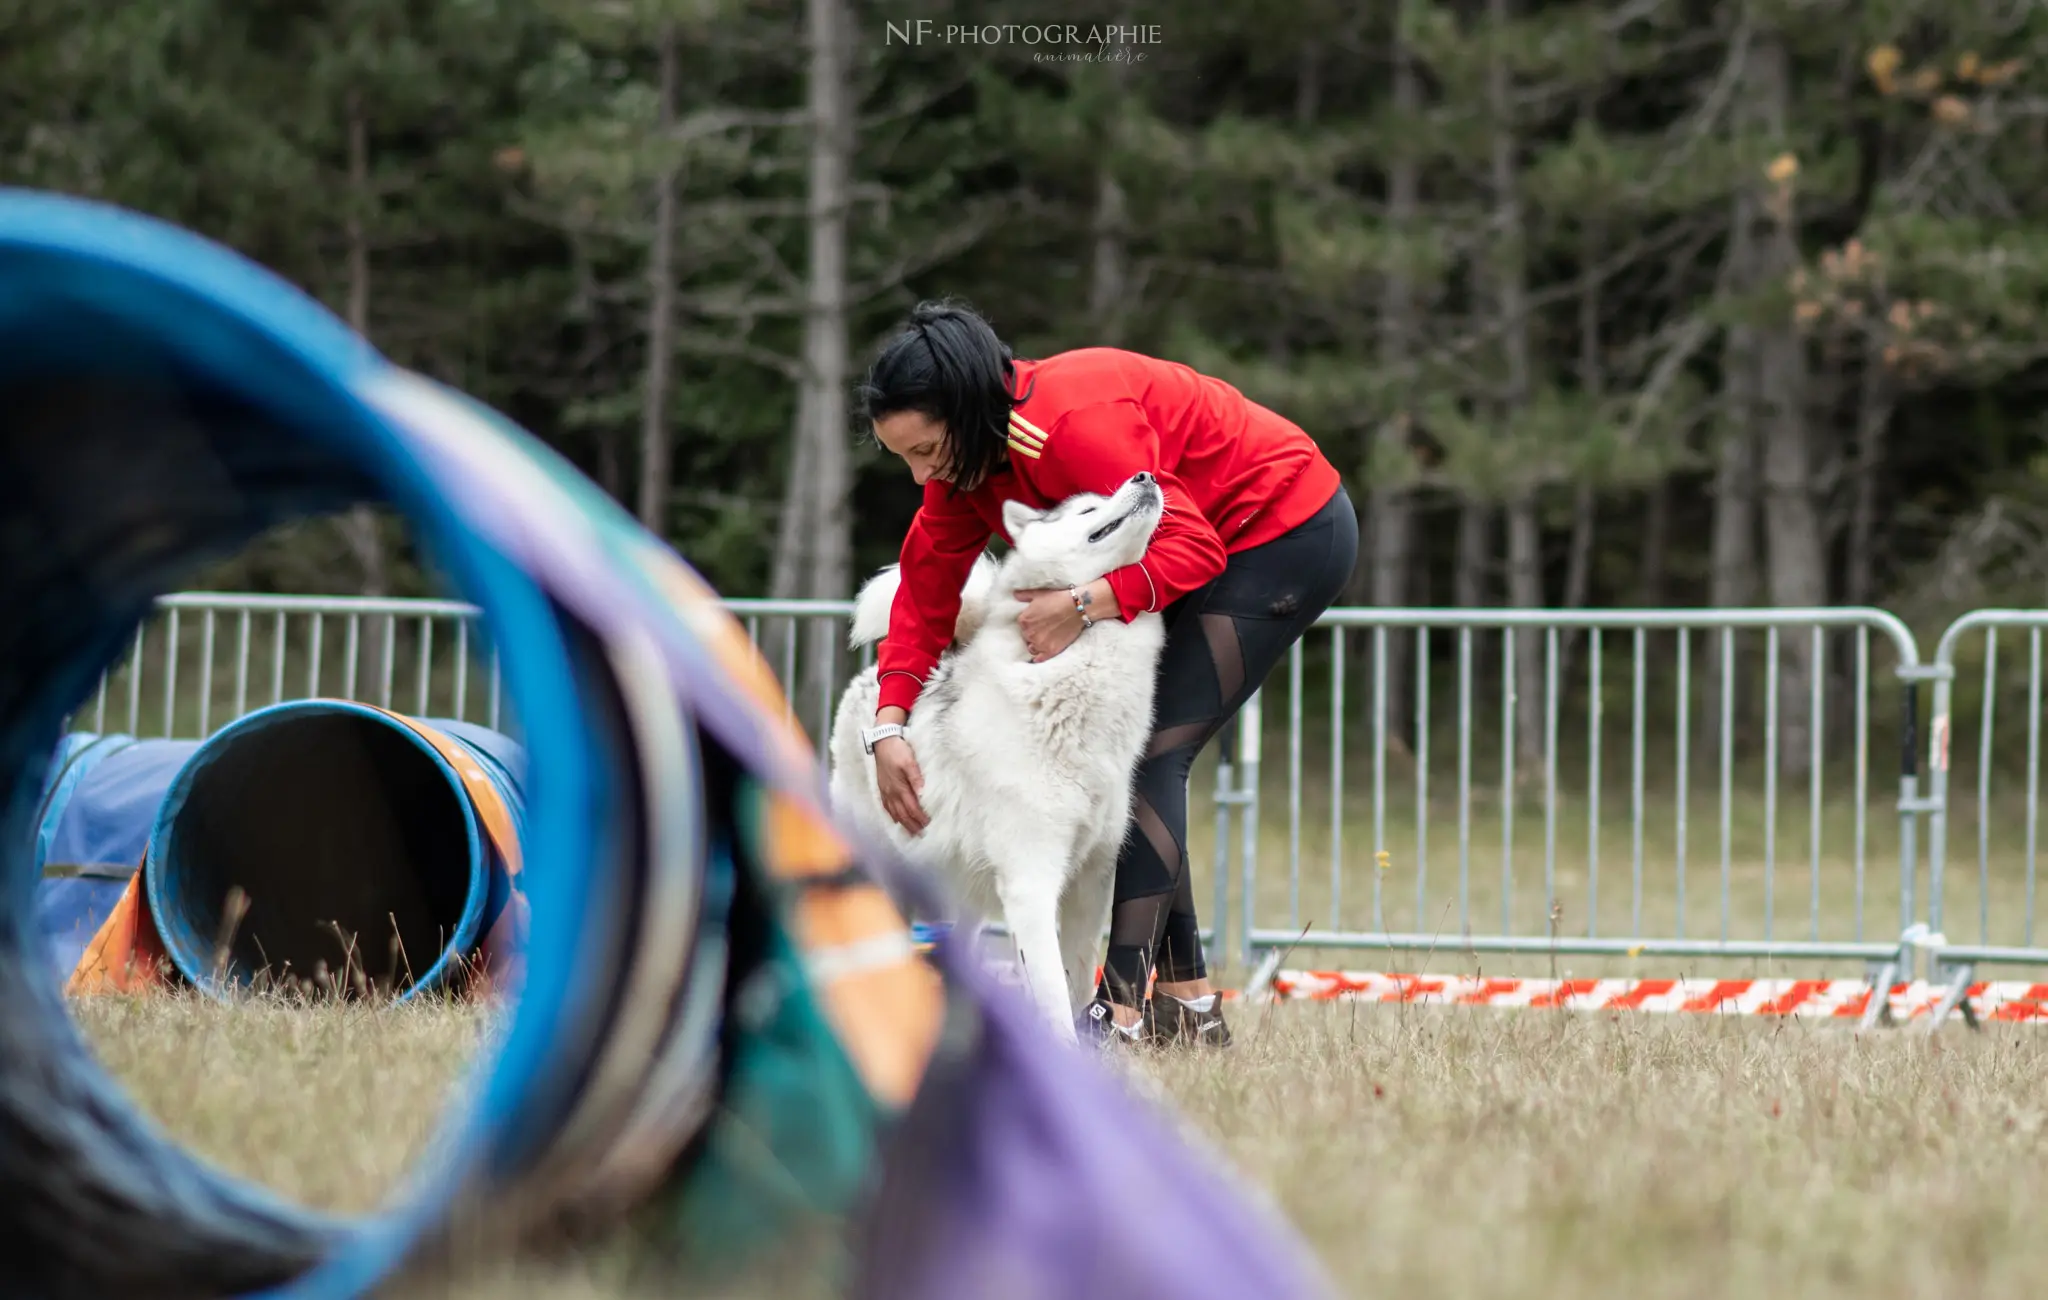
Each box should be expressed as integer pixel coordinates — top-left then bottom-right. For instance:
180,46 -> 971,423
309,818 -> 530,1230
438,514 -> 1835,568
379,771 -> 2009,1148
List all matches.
876,347 -> 1344,714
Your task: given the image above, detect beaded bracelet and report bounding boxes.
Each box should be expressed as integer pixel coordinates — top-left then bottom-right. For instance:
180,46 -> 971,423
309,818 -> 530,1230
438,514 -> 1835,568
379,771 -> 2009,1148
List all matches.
1069,584 -> 1094,628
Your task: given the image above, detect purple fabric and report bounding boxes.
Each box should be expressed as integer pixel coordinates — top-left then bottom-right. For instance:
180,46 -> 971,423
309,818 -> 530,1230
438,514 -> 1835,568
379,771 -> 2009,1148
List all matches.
853,934 -> 1331,1300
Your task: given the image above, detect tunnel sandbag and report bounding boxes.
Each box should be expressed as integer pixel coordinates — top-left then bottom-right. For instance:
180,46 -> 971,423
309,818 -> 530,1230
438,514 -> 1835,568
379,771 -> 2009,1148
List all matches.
32,732 -> 200,982
0,187 -> 1326,1300
144,700 -> 525,999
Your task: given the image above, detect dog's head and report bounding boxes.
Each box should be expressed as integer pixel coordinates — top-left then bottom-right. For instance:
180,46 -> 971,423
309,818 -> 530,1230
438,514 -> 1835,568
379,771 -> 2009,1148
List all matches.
998,472 -> 1166,589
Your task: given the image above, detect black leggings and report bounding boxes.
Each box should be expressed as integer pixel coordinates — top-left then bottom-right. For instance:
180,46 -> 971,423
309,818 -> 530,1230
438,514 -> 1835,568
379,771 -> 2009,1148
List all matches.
1097,484 -> 1359,1006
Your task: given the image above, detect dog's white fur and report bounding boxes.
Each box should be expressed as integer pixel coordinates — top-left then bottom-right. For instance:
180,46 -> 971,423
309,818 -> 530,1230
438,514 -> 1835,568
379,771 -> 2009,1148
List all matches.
828,473 -> 1168,1044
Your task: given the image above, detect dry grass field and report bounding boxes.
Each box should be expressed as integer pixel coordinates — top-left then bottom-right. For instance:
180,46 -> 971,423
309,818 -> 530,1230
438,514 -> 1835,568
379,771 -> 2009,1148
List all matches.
57,615 -> 2048,1294
68,988 -> 2048,1300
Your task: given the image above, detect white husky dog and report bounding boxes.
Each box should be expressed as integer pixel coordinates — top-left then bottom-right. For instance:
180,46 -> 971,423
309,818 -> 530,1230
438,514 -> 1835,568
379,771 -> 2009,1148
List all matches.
827,471 -> 1168,1044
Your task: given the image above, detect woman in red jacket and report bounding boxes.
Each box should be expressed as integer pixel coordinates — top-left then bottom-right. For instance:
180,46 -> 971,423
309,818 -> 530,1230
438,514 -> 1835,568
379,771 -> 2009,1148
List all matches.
857,301 -> 1357,1048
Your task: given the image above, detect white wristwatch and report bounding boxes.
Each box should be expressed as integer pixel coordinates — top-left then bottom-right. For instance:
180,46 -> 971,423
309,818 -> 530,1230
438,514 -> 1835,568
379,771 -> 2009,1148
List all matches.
861,722 -> 906,754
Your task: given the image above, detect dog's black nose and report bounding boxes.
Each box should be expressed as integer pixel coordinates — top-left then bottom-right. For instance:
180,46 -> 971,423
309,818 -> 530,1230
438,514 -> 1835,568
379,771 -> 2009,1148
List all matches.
1133,471 -> 1154,485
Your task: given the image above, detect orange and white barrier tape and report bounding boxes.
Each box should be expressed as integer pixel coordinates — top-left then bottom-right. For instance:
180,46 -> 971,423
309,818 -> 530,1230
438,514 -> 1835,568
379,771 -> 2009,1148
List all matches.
1267,971 -> 2048,1023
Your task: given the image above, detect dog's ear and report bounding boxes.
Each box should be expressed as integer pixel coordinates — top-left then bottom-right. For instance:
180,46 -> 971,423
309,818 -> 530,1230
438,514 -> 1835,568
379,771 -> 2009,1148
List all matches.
1001,499 -> 1043,538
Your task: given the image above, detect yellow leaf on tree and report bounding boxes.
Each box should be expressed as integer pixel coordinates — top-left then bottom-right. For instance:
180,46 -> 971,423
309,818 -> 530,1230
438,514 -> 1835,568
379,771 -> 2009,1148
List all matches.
1908,66 -> 1943,95
1766,152 -> 1799,183
1958,51 -> 1981,81
1867,45 -> 1902,80
1981,58 -> 2025,86
1932,94 -> 1972,126
1795,300 -> 1823,324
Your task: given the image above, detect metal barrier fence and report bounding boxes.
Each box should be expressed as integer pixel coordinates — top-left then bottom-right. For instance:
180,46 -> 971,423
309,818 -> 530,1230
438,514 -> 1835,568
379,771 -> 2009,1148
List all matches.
1925,611 -> 2048,996
64,592 -> 2048,1008
66,594 -> 509,740
1232,608 -> 1929,981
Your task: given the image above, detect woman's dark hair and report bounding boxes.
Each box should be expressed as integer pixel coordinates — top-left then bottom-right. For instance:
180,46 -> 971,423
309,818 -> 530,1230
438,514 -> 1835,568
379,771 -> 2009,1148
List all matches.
856,299 -> 1030,491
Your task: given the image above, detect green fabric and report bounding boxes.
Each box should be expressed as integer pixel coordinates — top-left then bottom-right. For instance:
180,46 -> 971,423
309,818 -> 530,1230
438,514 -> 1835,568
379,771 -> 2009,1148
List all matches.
668,919 -> 881,1258
658,777 -> 885,1279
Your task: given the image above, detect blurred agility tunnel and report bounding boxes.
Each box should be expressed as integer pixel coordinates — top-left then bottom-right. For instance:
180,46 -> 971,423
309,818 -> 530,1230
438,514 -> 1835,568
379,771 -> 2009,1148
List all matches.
0,187 -> 1331,1300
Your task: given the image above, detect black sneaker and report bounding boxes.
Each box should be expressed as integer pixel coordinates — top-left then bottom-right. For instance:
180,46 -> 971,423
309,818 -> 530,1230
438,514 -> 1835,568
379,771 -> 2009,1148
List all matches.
1078,997 -> 1148,1048
1144,991 -> 1233,1047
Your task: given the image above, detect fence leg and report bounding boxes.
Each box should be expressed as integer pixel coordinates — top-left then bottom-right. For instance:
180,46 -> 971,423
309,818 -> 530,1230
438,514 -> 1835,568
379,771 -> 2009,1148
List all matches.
1210,717 -> 1236,966
1236,689 -> 1264,970
1924,963 -> 1980,1034
1243,947 -> 1285,1004
1858,959 -> 1899,1032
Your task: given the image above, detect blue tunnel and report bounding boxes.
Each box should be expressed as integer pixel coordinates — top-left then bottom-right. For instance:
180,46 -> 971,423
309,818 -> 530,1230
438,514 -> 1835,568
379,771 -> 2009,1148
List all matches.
0,184 -> 753,1298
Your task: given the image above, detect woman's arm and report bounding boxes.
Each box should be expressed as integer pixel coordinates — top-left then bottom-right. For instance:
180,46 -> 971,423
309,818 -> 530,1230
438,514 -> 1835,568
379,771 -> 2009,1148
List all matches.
1036,400 -> 1228,620
875,479 -> 991,715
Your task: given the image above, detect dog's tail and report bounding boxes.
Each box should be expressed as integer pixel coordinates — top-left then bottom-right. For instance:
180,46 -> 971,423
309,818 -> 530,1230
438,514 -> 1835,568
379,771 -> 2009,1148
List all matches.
848,553 -> 999,650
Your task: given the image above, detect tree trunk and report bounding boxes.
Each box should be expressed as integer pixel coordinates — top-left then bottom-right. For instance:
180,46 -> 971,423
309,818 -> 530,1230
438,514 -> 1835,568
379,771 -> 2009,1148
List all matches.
762,406 -> 816,686
768,417 -> 815,605
801,0 -> 854,594
1263,41 -> 1318,369
792,0 -> 855,739
596,428 -> 624,502
636,24 -> 681,533
1369,466 -> 1418,753
1365,16 -> 1421,741
1710,387 -> 1760,614
1455,502 -> 1492,608
1636,478 -> 1670,605
1088,25 -> 1134,346
1706,406 -> 1758,763
1564,196 -> 1603,621
339,91 -> 385,601
1505,495 -> 1542,755
344,93 -> 371,351
1845,346 -> 1890,608
1489,0 -> 1544,763
1555,481 -> 1595,759
332,87 -> 393,738
1563,486 -> 1596,609
1558,197 -> 1603,687
1087,168 -> 1129,345
336,89 -> 394,707
1748,32 -> 1823,781
1705,26 -> 1762,767
1297,37 -> 1322,123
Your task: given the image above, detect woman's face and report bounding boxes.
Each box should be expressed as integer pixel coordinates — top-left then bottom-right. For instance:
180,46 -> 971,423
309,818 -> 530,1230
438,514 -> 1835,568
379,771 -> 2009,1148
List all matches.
873,410 -> 952,486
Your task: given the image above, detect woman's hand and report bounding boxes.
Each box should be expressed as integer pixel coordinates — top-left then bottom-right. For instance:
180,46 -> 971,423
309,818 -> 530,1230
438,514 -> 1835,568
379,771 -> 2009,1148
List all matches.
873,734 -> 930,835
1014,578 -> 1119,662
